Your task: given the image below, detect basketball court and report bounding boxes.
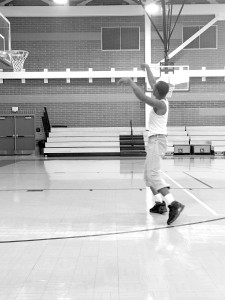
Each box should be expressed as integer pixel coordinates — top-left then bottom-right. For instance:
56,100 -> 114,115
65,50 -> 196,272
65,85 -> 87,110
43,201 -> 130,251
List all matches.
0,155 -> 225,299
0,0 -> 225,299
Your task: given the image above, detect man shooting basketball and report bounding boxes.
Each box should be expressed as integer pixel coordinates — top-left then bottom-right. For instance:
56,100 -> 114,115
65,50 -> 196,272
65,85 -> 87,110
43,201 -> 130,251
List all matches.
118,63 -> 185,225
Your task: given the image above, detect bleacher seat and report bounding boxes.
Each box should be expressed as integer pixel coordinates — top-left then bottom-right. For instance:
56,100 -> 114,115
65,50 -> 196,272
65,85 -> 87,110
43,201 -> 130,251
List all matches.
167,136 -> 189,145
187,126 -> 224,148
186,126 -> 225,155
167,126 -> 186,131
189,136 -> 225,145
44,127 -> 145,156
186,126 -> 225,131
168,130 -> 187,137
213,147 -> 225,155
44,126 -> 225,156
187,131 -> 225,136
211,141 -> 225,147
211,141 -> 225,155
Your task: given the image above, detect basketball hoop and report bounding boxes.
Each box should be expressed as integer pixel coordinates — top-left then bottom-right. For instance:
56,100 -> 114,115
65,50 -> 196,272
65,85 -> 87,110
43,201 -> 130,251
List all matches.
0,50 -> 29,72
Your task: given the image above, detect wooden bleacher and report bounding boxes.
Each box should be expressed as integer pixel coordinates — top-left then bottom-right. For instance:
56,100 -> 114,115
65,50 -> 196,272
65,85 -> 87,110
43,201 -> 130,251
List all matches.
186,126 -> 225,155
45,126 -> 187,157
167,135 -> 189,145
189,135 -> 225,145
44,127 -> 146,157
211,141 -> 225,155
186,126 -> 225,131
167,126 -> 190,154
43,125 -> 225,157
166,126 -> 225,155
187,127 -> 225,145
167,127 -> 188,142
167,126 -> 186,132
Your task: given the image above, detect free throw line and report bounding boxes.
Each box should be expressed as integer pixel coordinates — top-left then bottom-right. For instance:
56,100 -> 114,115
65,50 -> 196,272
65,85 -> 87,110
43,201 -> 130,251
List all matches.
162,172 -> 217,216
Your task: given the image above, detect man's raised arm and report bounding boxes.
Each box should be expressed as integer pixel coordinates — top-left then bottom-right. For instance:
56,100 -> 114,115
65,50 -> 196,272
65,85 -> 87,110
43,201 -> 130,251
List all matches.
117,77 -> 165,111
141,63 -> 156,90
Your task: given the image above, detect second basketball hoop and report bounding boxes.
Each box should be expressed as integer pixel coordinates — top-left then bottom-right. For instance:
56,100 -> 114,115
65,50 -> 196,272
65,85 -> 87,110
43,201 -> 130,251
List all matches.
0,50 -> 29,72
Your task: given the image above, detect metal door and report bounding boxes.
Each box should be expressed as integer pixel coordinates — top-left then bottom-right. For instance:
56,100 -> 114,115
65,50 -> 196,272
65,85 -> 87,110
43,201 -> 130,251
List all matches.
15,116 -> 35,154
0,116 -> 15,154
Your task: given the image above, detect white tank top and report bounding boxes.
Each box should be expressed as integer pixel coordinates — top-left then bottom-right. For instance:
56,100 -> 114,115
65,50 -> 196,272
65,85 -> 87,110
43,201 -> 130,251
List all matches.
148,99 -> 169,137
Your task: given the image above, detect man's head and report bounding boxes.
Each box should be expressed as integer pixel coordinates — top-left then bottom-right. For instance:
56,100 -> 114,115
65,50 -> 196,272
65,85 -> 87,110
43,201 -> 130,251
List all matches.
153,81 -> 169,99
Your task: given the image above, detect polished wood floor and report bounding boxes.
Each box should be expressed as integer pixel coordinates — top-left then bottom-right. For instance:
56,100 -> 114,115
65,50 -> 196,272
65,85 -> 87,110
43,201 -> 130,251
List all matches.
0,155 -> 225,299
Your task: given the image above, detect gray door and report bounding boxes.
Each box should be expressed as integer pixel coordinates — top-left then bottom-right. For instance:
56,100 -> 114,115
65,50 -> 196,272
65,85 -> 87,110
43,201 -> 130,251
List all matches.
0,116 -> 15,153
16,116 -> 35,153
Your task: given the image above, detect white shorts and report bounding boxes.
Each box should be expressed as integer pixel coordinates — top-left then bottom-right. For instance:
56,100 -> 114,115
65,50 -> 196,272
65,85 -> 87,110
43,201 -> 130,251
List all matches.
144,134 -> 170,191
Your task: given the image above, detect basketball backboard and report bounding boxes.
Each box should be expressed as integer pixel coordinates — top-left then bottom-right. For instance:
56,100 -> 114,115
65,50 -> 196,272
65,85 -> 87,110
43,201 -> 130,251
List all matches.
145,65 -> 190,97
0,11 -> 11,66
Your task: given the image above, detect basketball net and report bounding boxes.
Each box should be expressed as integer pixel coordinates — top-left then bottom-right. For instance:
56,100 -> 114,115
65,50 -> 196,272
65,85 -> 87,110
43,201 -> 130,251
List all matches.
8,50 -> 29,72
0,50 -> 29,72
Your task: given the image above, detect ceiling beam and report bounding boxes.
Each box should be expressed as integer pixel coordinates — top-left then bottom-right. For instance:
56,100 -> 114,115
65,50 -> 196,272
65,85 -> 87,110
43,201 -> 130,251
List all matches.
0,4 -> 225,17
208,0 -> 220,3
74,0 -> 93,5
123,0 -> 137,4
160,16 -> 220,63
0,0 -> 13,5
40,0 -> 52,5
0,5 -> 144,16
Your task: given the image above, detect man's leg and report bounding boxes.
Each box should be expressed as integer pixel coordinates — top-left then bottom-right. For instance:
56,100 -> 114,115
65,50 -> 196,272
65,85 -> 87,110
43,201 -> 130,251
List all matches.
144,137 -> 169,214
146,136 -> 185,224
149,186 -> 167,214
158,187 -> 174,204
150,186 -> 162,201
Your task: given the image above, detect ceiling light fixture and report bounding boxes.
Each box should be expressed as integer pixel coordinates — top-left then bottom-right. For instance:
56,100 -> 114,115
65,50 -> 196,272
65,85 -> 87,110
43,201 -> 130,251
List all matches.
145,2 -> 160,15
53,0 -> 69,5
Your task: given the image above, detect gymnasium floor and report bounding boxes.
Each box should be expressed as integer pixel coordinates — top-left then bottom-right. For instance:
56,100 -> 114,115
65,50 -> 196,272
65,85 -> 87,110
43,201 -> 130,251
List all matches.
0,155 -> 225,300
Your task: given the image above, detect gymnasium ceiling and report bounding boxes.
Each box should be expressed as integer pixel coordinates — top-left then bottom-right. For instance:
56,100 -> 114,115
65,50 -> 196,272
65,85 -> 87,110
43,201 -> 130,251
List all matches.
0,0 -> 224,6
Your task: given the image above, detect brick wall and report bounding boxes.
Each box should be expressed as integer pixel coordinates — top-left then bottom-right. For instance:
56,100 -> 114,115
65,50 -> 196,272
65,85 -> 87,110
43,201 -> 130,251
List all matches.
0,16 -> 146,135
151,15 -> 225,126
0,14 -> 225,135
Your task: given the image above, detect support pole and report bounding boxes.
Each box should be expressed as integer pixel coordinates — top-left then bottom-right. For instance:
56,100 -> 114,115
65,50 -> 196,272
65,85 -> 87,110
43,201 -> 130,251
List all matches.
161,0 -> 169,64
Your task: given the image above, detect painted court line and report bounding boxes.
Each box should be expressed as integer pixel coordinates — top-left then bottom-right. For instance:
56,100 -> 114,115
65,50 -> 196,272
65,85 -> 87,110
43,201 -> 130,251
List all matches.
183,171 -> 213,189
1,216 -> 225,244
163,172 -> 218,216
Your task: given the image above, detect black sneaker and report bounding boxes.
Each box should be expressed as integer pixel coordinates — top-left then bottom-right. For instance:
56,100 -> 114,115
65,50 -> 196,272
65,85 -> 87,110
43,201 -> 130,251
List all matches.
167,201 -> 185,225
150,201 -> 167,214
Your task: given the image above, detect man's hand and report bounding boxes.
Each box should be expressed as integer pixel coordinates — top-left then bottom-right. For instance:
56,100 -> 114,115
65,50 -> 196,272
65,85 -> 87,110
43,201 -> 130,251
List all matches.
117,77 -> 132,85
141,63 -> 150,70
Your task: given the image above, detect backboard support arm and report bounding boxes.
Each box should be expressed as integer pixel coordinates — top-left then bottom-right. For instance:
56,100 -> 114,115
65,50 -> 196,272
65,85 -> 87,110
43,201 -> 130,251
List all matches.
138,0 -> 185,65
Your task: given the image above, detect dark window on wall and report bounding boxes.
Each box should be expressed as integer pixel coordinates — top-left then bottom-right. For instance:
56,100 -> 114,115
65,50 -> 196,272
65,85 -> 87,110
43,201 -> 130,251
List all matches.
121,27 -> 139,50
200,26 -> 217,48
183,25 -> 217,49
102,27 -> 120,50
183,26 -> 199,49
102,27 -> 140,50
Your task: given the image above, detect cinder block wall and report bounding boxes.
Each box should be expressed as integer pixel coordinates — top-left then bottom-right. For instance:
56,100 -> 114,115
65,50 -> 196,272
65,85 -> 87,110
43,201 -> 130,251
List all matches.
0,14 -> 225,136
0,16 -> 145,134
